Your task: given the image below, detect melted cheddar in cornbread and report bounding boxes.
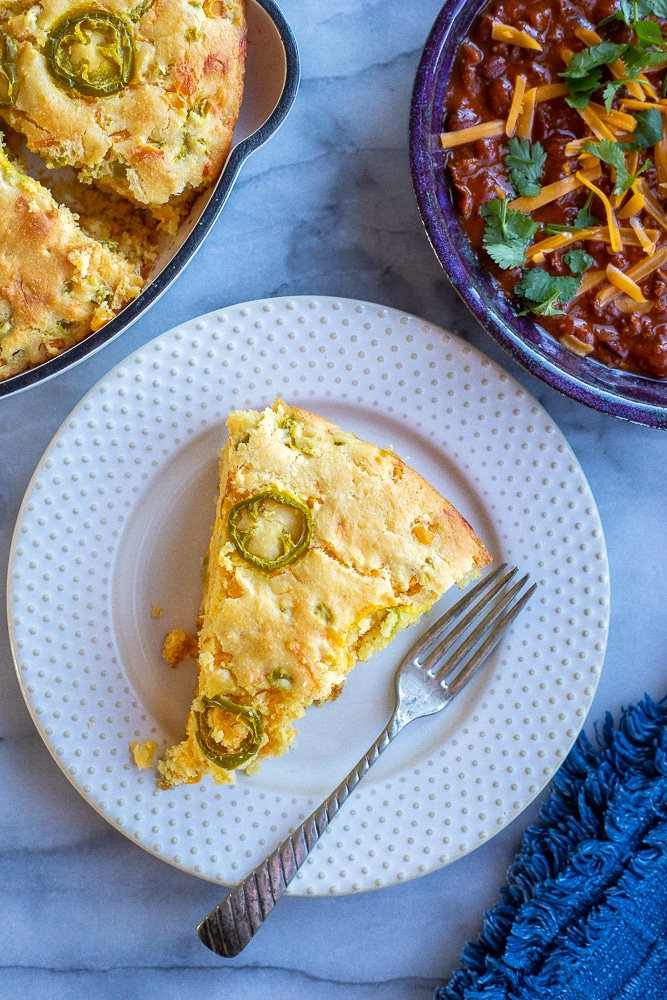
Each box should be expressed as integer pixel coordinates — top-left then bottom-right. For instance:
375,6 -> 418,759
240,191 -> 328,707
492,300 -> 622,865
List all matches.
157,400 -> 491,788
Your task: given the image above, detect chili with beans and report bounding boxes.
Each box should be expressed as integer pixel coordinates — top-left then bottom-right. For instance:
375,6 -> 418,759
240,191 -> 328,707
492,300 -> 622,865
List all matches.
442,0 -> 667,379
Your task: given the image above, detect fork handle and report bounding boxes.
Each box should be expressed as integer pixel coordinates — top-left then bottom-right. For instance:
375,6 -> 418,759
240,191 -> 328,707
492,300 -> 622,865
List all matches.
197,712 -> 405,957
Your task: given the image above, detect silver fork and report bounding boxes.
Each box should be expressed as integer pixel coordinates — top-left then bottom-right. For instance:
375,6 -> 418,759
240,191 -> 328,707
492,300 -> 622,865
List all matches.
197,564 -> 536,957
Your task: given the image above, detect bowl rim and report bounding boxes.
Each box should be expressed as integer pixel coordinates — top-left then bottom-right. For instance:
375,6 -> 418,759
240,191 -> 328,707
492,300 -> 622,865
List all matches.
0,0 -> 300,399
409,0 -> 667,429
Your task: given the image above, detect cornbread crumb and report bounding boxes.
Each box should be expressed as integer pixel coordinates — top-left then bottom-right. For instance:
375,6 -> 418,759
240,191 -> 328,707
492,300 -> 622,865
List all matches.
156,400 -> 491,789
130,739 -> 158,769
162,628 -> 198,668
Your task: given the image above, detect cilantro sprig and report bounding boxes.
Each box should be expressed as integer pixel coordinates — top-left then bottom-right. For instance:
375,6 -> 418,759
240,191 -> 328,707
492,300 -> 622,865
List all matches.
480,197 -> 539,270
628,105 -> 664,149
514,269 -> 581,315
561,41 -> 627,108
583,138 -> 651,193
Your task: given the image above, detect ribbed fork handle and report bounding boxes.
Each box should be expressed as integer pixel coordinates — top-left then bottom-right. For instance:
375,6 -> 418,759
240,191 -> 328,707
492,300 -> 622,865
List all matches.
197,711 -> 406,957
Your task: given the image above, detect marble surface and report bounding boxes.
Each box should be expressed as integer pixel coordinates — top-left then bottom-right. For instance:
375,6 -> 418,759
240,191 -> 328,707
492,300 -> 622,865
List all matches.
1,1 -> 666,997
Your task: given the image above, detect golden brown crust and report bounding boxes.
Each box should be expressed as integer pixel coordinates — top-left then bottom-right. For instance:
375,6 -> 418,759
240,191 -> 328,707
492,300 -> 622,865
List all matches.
0,0 -> 247,212
157,400 -> 492,788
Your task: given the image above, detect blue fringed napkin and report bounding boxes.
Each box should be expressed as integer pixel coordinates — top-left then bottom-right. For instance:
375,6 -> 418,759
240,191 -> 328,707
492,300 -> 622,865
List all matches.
436,695 -> 667,1000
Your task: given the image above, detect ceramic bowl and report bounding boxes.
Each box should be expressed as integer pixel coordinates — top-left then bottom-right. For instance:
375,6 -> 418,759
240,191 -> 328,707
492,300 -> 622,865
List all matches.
409,0 -> 667,429
0,0 -> 299,398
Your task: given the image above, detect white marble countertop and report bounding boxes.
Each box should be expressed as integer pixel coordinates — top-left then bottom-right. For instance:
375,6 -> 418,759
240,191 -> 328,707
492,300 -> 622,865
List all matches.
1,1 -> 666,997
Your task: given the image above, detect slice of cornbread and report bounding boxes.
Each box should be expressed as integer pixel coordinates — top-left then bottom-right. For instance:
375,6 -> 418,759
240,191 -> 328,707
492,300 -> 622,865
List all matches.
0,141 -> 143,380
0,0 -> 246,224
157,400 -> 491,788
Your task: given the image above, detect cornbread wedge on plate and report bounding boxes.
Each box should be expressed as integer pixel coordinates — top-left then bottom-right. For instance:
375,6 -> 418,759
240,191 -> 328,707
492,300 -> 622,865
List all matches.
157,399 -> 491,788
0,0 -> 247,227
0,141 -> 143,380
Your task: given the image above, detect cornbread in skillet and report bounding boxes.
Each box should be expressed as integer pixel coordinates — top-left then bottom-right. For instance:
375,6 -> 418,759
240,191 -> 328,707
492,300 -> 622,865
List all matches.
0,0 -> 247,224
0,141 -> 143,380
157,400 -> 491,788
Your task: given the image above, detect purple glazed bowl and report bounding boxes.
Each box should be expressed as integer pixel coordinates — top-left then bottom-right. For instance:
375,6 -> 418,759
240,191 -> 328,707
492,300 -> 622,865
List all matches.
409,0 -> 667,429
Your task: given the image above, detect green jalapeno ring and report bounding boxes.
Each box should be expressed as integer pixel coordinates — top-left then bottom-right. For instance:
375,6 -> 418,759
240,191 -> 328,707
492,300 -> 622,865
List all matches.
45,10 -> 134,98
227,489 -> 313,571
195,695 -> 263,771
0,32 -> 18,109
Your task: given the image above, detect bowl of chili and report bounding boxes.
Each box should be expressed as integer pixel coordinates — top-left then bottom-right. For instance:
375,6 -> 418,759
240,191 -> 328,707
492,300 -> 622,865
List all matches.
410,0 -> 667,427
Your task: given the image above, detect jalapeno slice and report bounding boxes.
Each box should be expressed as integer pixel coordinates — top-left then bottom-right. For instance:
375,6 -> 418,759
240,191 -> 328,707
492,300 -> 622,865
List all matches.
45,10 -> 134,97
0,32 -> 18,108
228,489 -> 313,571
195,695 -> 263,771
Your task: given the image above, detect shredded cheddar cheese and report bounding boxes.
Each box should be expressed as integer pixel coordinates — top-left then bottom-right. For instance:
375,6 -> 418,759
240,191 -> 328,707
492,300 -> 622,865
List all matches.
510,168 -> 601,213
506,75 -> 527,136
628,216 -> 657,255
491,21 -> 543,50
595,245 -> 667,307
439,119 -> 506,148
605,263 -> 647,302
576,172 -> 622,253
635,178 -> 667,231
560,333 -> 595,356
587,102 -> 637,133
515,86 -> 537,139
534,82 -> 569,103
574,26 -> 602,46
617,191 -> 646,218
572,269 -> 607,298
577,105 -> 617,142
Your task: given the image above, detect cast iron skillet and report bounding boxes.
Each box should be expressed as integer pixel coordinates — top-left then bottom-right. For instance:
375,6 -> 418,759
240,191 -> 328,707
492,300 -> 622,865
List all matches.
0,0 -> 300,398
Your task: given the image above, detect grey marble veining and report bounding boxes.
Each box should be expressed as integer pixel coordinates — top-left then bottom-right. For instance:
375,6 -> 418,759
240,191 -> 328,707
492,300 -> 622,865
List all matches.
1,1 -> 667,997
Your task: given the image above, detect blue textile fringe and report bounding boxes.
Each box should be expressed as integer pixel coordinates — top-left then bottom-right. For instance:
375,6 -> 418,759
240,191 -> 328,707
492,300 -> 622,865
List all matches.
435,695 -> 667,1000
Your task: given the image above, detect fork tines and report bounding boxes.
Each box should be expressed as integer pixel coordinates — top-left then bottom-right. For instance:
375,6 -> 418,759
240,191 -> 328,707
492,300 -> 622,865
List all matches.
418,565 -> 536,699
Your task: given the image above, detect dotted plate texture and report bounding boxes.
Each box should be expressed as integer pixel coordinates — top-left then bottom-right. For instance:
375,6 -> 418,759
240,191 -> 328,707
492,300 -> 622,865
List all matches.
7,296 -> 609,895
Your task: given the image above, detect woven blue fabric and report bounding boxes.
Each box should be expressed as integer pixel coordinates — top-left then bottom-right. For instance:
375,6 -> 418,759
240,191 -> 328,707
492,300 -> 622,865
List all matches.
435,695 -> 667,1000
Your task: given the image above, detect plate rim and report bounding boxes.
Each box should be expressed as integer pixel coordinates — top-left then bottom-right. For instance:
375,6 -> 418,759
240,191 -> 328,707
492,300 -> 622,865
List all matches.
6,294 -> 611,894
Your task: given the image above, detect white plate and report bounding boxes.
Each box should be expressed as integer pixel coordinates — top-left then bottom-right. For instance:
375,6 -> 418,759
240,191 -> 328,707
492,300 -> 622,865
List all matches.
7,296 -> 610,895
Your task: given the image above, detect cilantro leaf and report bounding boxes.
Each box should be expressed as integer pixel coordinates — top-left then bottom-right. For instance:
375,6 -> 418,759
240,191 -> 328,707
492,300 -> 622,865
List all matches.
633,16 -> 667,47
563,41 -> 628,78
602,78 -> 628,111
627,105 -> 664,150
480,198 -> 539,270
582,138 -> 649,193
617,0 -> 667,23
514,268 -> 581,315
563,249 -> 595,274
561,41 -> 627,108
504,137 -> 546,197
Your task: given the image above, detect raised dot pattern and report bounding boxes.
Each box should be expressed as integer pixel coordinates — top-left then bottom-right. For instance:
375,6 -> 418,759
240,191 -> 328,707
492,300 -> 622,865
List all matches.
7,297 -> 610,896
